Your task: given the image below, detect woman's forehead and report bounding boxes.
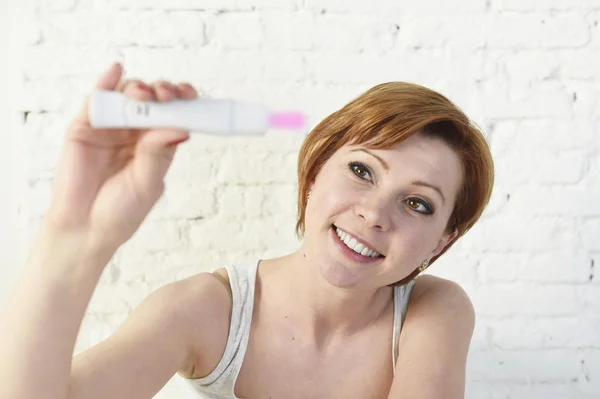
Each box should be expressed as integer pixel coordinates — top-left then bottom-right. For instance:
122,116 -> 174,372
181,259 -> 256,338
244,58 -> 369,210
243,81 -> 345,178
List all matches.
336,136 -> 464,197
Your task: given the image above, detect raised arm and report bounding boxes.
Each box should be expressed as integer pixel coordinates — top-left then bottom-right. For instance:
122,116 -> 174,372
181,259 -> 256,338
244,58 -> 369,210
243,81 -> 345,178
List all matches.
0,64 -> 223,399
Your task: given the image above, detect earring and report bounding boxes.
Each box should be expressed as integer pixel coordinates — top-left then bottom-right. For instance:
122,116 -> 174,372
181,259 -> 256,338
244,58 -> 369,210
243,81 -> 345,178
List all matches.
307,190 -> 311,201
418,259 -> 429,273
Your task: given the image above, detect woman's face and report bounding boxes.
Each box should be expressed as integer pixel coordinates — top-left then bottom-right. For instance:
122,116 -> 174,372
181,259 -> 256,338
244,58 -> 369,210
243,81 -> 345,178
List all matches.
302,132 -> 463,288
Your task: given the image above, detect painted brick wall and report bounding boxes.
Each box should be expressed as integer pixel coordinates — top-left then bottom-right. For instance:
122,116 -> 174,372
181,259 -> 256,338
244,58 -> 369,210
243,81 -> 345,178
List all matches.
3,0 -> 600,398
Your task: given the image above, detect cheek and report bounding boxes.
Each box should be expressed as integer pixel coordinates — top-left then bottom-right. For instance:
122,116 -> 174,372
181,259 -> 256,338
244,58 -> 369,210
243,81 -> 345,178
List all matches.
389,217 -> 443,258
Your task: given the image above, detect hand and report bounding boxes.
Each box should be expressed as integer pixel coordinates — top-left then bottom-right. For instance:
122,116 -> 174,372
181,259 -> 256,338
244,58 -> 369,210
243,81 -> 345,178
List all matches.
44,63 -> 198,253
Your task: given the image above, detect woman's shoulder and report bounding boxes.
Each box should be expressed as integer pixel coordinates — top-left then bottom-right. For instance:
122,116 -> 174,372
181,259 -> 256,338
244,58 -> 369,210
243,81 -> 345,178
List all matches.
406,275 -> 475,328
159,270 -> 234,379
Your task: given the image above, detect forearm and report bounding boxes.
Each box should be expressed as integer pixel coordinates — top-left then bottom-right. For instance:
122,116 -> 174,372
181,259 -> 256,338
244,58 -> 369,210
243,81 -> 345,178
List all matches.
0,225 -> 115,399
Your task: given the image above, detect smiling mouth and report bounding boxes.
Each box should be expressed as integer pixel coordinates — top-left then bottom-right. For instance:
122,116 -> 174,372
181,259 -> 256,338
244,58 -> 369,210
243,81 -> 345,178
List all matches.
332,224 -> 384,258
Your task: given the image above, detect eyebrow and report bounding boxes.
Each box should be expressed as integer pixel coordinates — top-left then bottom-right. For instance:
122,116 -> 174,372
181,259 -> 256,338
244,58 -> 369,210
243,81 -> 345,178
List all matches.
351,148 -> 390,170
412,180 -> 446,205
350,149 -> 446,205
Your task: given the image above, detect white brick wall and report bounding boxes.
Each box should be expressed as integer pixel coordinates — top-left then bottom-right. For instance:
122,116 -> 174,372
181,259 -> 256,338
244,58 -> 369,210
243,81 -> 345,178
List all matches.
2,0 -> 600,397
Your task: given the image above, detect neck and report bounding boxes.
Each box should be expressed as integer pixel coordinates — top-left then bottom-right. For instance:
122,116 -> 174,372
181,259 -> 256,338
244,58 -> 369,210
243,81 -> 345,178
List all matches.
270,251 -> 393,344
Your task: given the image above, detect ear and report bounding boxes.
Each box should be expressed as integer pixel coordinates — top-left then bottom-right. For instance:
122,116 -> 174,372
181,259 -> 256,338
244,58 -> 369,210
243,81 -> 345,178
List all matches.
431,228 -> 459,258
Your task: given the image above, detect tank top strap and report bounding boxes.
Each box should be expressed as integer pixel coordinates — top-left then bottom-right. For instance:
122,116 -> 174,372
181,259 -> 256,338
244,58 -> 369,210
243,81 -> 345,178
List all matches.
184,259 -> 258,396
391,279 -> 416,375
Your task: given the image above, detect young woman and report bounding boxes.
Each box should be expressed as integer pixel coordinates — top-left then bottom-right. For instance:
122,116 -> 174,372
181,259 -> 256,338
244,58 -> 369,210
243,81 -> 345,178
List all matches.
0,63 -> 494,399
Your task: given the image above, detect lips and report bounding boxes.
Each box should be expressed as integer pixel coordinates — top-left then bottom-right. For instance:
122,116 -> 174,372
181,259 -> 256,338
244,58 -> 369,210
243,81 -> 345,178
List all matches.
332,224 -> 385,258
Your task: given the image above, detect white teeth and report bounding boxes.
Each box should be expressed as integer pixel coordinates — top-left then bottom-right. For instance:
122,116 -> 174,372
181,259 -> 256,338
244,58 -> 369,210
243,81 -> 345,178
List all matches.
335,227 -> 381,258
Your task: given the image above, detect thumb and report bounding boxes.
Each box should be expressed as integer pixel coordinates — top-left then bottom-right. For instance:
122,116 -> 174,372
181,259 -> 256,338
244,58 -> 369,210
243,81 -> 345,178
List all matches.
77,63 -> 124,123
131,129 -> 190,196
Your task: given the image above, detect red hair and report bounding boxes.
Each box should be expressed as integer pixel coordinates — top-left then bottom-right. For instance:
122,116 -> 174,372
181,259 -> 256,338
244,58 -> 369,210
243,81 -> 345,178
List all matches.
295,82 -> 494,281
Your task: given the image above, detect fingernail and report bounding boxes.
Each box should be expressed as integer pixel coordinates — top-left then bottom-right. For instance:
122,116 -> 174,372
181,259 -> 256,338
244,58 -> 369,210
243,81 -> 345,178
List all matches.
167,137 -> 190,146
137,82 -> 150,91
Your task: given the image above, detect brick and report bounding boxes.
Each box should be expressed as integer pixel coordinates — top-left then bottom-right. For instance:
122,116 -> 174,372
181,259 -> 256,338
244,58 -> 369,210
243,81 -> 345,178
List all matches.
478,250 -> 592,284
496,50 -> 560,84
121,47 -> 264,86
493,150 -> 585,185
471,283 -> 584,317
581,284 -> 600,312
482,80 -> 573,118
468,349 -> 582,382
22,112 -> 71,148
24,179 -> 53,219
206,12 -> 263,50
496,0 -> 600,11
215,149 -> 297,184
215,185 -> 264,219
261,52 -> 306,82
467,381 -> 595,399
489,119 -> 597,153
460,215 -> 578,252
237,0 -> 299,10
163,184 -> 216,220
398,17 -> 487,49
41,11 -> 206,47
109,0 -> 236,9
488,317 -> 600,350
9,4 -> 42,45
38,0 -> 76,11
559,49 -> 600,80
164,147 -> 220,184
304,0 -> 486,13
310,14 -> 397,52
509,186 -> 600,216
125,220 -> 184,252
425,255 -> 479,291
485,15 -> 589,49
581,349 -> 600,395
187,216 -> 248,250
262,11 -> 315,51
262,184 -> 297,218
581,219 -> 600,251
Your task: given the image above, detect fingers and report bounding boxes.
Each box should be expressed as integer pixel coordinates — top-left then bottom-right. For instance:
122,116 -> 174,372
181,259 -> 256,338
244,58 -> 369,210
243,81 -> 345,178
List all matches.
132,129 -> 190,197
95,63 -> 123,91
119,80 -> 198,102
75,63 -> 124,123
75,62 -> 199,126
177,83 -> 198,100
121,80 -> 157,102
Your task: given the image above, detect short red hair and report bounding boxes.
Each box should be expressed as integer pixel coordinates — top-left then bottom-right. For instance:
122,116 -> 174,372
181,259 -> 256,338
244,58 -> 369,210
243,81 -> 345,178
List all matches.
296,82 -> 494,270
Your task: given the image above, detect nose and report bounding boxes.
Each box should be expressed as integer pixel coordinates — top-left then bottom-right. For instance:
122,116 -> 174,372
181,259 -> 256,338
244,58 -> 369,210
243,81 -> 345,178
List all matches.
353,193 -> 392,232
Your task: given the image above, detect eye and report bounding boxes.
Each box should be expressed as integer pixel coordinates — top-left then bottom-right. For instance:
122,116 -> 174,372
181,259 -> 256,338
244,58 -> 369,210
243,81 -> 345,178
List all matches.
348,161 -> 373,182
405,197 -> 434,215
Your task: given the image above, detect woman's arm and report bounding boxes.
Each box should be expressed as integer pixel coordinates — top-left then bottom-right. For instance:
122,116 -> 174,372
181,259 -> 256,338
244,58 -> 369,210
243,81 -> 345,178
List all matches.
387,275 -> 475,399
69,271 -> 231,399
0,229 -> 230,399
0,64 -> 213,399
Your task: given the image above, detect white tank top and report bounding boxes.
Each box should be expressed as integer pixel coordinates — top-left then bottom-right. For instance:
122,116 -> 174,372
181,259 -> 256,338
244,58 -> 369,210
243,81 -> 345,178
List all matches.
178,260 -> 415,399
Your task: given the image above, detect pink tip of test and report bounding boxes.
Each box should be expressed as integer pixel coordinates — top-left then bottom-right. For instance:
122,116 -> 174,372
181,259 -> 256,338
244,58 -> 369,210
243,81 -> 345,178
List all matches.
268,111 -> 306,130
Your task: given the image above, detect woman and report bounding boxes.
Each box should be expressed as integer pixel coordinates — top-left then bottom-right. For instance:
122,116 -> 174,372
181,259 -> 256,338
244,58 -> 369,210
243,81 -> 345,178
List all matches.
0,63 -> 493,399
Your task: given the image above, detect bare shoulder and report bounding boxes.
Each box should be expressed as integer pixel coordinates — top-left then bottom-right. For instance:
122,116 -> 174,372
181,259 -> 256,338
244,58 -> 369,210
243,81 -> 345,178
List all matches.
388,276 -> 474,398
154,270 -> 233,379
407,274 -> 475,327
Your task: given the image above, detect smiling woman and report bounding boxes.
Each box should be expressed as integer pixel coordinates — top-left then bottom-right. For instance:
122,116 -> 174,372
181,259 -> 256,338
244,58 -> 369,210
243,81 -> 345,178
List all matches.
0,66 -> 494,399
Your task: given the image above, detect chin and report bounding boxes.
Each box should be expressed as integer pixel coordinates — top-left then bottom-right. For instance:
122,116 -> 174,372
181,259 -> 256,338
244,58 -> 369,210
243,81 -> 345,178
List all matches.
317,258 -> 364,288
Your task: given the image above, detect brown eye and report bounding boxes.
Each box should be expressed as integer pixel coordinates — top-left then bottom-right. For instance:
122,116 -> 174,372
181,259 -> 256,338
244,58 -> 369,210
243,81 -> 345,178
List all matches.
407,199 -> 419,209
349,161 -> 372,181
404,197 -> 433,215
